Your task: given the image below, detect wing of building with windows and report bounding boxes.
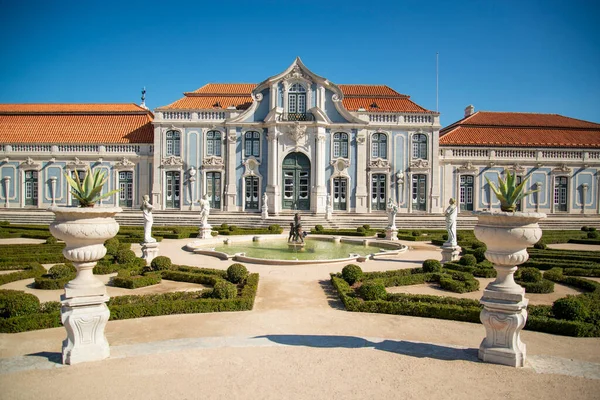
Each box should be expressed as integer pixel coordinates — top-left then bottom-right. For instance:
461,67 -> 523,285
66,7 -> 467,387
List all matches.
1,57 -> 599,214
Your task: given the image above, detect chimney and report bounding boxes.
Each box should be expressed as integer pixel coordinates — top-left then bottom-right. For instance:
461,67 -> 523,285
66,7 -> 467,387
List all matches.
464,105 -> 475,118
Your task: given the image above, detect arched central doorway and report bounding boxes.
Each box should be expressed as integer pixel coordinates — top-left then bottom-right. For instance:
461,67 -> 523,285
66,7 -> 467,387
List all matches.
282,152 -> 311,210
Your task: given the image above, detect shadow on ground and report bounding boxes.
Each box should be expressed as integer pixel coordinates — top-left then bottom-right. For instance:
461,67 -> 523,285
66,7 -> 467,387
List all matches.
317,279 -> 345,310
26,351 -> 62,365
255,334 -> 479,363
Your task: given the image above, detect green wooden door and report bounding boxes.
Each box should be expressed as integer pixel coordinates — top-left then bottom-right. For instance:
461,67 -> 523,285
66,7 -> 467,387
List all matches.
207,172 -> 221,209
412,174 -> 427,212
245,176 -> 259,210
460,175 -> 474,211
165,171 -> 180,209
119,171 -> 133,208
282,152 -> 311,210
371,174 -> 386,211
333,177 -> 347,210
24,170 -> 38,206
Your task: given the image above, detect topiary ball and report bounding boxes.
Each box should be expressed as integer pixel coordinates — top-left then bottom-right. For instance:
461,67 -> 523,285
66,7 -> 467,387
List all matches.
534,240 -> 547,250
473,248 -> 487,263
150,256 -> 172,271
581,226 -> 589,232
342,264 -> 363,285
48,264 -> 76,279
45,236 -> 58,245
459,254 -> 477,266
552,296 -> 590,322
363,224 -> 371,230
516,267 -> 542,283
315,225 -> 324,232
229,225 -> 237,231
227,263 -> 248,284
411,230 -> 421,237
116,249 -> 137,264
359,280 -> 387,301
471,241 -> 486,250
356,227 -> 366,233
212,280 -> 238,299
587,231 -> 599,239
0,289 -> 40,318
105,238 -> 120,256
422,259 -> 442,273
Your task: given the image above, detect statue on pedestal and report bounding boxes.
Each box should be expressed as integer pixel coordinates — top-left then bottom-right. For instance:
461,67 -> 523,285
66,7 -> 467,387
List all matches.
288,213 -> 305,244
261,192 -> 269,219
386,197 -> 398,229
140,195 -> 156,243
326,193 -> 333,220
199,194 -> 211,226
444,198 -> 458,246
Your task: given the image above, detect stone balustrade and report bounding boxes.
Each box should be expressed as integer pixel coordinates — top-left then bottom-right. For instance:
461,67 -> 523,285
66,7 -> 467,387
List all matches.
1,143 -> 149,155
441,147 -> 599,163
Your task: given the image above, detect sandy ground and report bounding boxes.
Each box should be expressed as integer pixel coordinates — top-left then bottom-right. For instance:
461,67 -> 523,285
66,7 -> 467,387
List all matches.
0,238 -> 599,399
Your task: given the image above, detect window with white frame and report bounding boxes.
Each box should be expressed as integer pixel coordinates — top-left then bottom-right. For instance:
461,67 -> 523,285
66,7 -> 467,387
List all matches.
333,132 -> 349,158
244,131 -> 260,158
206,130 -> 222,157
166,130 -> 181,156
371,133 -> 387,159
412,133 -> 427,159
288,83 -> 307,115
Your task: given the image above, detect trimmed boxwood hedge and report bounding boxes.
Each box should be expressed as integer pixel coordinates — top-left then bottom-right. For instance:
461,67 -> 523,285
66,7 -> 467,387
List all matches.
33,264 -> 77,290
112,270 -> 162,289
0,262 -> 46,285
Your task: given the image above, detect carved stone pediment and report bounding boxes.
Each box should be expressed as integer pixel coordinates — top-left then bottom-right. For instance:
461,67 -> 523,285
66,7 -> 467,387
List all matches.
331,158 -> 350,172
202,156 -> 224,167
506,163 -> 526,174
284,122 -> 307,143
20,157 -> 41,170
284,65 -> 310,82
66,157 -> 87,168
410,159 -> 429,169
161,156 -> 183,167
369,158 -> 390,170
552,164 -> 571,174
457,161 -> 477,173
243,157 -> 261,176
114,157 -> 135,169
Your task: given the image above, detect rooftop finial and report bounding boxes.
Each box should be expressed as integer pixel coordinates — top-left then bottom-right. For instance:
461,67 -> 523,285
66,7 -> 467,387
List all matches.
140,87 -> 148,109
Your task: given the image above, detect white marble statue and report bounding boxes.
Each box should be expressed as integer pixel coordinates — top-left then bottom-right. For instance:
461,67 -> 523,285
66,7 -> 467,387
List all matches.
140,195 -> 156,243
262,192 -> 268,211
444,198 -> 458,246
386,197 -> 398,229
199,194 -> 211,226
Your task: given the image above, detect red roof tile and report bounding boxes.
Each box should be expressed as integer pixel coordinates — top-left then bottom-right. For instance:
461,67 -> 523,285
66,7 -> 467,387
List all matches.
160,83 -> 431,113
0,104 -> 154,144
440,111 -> 600,148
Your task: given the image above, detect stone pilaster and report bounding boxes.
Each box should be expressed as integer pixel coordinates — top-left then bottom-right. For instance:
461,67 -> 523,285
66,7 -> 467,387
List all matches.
151,125 -> 163,209
314,127 -> 327,213
225,128 -> 237,211
355,130 -> 368,213
266,127 -> 281,215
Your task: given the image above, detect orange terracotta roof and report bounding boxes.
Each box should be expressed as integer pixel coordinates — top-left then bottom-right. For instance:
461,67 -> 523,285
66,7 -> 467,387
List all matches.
160,83 -> 431,113
440,111 -> 600,148
0,104 -> 154,144
0,103 -> 149,113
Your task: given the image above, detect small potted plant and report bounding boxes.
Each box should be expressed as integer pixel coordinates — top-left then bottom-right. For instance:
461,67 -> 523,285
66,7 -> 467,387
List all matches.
48,166 -> 122,364
475,169 -> 546,367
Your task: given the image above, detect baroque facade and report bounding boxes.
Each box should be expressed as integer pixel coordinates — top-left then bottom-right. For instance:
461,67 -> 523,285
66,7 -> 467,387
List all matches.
1,58 -> 599,215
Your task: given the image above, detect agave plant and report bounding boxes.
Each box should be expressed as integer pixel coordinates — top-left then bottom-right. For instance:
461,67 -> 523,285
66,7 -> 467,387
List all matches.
65,167 -> 119,207
485,169 -> 539,212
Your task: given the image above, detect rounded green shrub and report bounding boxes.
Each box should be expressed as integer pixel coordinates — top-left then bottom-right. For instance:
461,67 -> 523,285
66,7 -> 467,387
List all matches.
315,225 -> 324,232
471,241 -> 486,250
456,233 -> 464,241
359,280 -> 387,301
105,238 -> 120,256
422,259 -> 442,273
220,223 -> 229,230
581,226 -> 589,232
473,248 -> 487,263
411,230 -> 421,237
534,240 -> 547,250
459,254 -> 477,266
552,296 -> 590,322
356,227 -> 366,234
0,289 -> 40,318
150,256 -> 172,271
362,224 -> 371,230
228,225 -> 238,232
116,249 -> 137,264
342,264 -> 363,285
227,263 -> 248,284
377,232 -> 386,238
439,272 -> 480,293
45,236 -> 58,245
516,267 -> 542,283
48,264 -> 76,280
587,231 -> 599,239
212,280 -> 238,299
268,224 -> 280,232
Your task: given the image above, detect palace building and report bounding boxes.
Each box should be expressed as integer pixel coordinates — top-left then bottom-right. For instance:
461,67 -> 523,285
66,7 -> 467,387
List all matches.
1,58 -> 599,215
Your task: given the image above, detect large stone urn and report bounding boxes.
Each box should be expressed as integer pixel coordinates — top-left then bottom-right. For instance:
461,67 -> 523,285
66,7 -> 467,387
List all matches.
474,211 -> 546,367
48,206 -> 121,365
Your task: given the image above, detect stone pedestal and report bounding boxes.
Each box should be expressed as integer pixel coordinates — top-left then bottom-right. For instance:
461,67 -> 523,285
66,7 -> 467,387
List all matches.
385,227 -> 398,241
479,290 -> 528,367
474,211 -> 545,368
261,206 -> 268,220
141,241 -> 160,265
441,245 -> 461,263
61,294 -> 110,365
49,206 -> 121,365
325,205 -> 333,221
198,224 -> 213,239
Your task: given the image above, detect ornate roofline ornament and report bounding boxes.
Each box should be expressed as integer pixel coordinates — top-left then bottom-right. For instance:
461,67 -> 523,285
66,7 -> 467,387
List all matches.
66,157 -> 87,168
506,163 -> 526,174
20,157 -> 42,170
287,122 -> 307,143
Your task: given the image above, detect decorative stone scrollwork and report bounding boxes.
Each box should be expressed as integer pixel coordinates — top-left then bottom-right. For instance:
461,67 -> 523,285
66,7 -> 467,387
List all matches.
316,134 -> 327,143
267,130 -> 279,142
114,157 -> 135,168
227,133 -> 237,143
243,157 -> 260,176
285,64 -> 309,81
410,159 -> 429,169
67,157 -> 87,168
254,93 -> 263,102
331,158 -> 350,172
332,93 -> 341,102
20,157 -> 41,170
507,163 -> 526,174
457,161 -> 477,173
161,156 -> 184,167
203,156 -> 224,166
286,122 -> 307,143
552,164 -> 571,173
369,159 -> 390,169
356,136 -> 366,145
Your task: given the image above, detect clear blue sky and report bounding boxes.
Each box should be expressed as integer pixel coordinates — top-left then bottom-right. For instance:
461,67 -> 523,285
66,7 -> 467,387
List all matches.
0,0 -> 598,126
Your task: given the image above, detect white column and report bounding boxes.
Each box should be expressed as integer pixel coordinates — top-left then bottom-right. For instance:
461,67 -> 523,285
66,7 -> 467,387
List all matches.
50,176 -> 57,206
535,182 -> 542,212
189,169 -> 196,210
266,128 -> 280,215
429,129 -> 442,213
225,128 -> 237,211
355,131 -> 368,213
582,183 -> 588,214
151,125 -> 163,209
314,127 -> 327,213
3,176 -> 10,208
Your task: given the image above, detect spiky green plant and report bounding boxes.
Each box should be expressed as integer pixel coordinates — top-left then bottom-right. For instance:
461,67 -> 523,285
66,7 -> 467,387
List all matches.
65,167 -> 119,207
485,169 -> 539,212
